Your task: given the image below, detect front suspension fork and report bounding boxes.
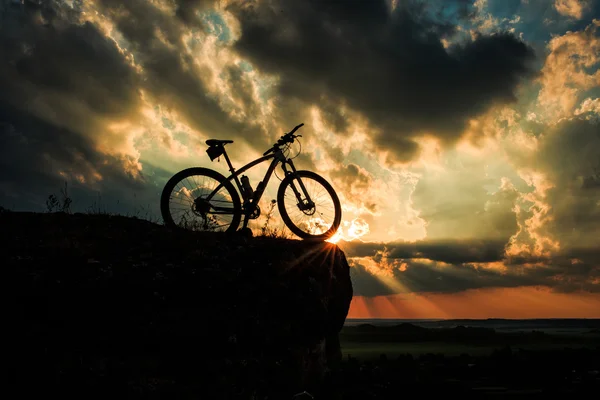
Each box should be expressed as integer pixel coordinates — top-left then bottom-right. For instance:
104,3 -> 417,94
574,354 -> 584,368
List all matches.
281,159 -> 314,211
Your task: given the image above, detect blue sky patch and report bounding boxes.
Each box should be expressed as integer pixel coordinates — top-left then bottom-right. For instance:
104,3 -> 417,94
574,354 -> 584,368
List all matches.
200,10 -> 231,43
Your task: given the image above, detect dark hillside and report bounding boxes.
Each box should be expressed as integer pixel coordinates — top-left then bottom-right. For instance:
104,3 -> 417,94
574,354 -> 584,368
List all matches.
3,211 -> 353,399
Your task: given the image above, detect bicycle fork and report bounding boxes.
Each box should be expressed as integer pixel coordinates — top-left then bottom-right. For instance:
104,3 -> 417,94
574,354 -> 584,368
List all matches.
281,160 -> 315,212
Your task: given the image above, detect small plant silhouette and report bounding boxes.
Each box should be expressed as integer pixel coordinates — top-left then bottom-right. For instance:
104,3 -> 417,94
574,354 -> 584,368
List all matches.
86,193 -> 108,215
260,199 -> 291,238
178,213 -> 220,232
46,182 -> 72,213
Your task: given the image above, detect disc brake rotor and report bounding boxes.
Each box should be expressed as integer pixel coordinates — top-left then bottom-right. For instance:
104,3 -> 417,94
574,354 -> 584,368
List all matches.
299,201 -> 316,216
193,197 -> 211,216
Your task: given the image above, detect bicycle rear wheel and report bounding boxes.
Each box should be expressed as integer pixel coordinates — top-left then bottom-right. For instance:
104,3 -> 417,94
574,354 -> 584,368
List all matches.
277,170 -> 342,240
161,167 -> 242,233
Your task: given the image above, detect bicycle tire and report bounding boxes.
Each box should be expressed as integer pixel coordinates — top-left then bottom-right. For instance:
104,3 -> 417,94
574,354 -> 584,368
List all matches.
161,167 -> 242,233
277,170 -> 342,240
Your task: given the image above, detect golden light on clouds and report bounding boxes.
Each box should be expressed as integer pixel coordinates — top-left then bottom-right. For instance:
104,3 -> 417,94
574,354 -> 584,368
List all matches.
554,0 -> 591,19
537,19 -> 600,122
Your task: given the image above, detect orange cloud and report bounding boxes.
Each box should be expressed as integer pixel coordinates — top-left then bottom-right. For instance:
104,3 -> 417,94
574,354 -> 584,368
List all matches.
537,19 -> 600,121
554,0 -> 590,19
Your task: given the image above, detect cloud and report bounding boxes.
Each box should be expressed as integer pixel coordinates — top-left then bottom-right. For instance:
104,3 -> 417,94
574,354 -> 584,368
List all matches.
227,0 -> 536,163
91,0 -> 268,143
330,163 -> 377,214
0,104 -> 148,210
524,117 -> 600,249
0,0 -> 279,212
340,118 -> 600,297
536,19 -> 600,121
349,256 -> 535,296
0,3 -> 150,208
575,97 -> 600,118
0,6 -> 142,147
554,0 -> 591,19
173,0 -> 219,25
342,240 -> 600,296
340,111 -> 600,298
341,238 -> 507,264
412,160 -> 520,241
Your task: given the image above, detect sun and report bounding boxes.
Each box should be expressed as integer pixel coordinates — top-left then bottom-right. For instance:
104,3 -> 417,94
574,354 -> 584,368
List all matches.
326,230 -> 343,244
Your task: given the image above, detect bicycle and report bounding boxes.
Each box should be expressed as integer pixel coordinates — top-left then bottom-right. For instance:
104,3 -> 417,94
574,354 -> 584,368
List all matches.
160,123 -> 342,240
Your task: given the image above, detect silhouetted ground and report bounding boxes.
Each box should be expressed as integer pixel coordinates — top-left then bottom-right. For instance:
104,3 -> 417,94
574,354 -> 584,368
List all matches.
3,211 -> 599,399
341,321 -> 600,354
336,323 -> 600,398
4,211 -> 352,399
335,345 -> 600,398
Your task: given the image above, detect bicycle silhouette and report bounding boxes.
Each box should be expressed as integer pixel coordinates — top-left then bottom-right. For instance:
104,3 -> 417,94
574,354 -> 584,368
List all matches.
161,123 -> 342,240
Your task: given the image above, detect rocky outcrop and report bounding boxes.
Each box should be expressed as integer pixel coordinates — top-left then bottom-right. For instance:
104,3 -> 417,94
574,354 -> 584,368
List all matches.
4,212 -> 353,399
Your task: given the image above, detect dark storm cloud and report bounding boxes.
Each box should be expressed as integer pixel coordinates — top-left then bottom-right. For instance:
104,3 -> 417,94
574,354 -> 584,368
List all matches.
317,97 -> 350,134
0,5 -> 141,124
0,2 -> 147,210
340,238 -> 508,264
0,104 -> 147,210
331,164 -> 372,191
344,240 -> 600,296
528,117 -> 600,248
227,0 -> 537,161
341,237 -> 600,296
349,257 -> 539,297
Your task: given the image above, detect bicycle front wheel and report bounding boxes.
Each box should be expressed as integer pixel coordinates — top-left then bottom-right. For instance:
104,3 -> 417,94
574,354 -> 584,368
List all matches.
161,167 -> 242,233
277,170 -> 342,240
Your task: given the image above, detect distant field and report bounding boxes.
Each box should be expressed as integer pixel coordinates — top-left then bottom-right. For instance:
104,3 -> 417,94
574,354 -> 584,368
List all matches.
339,321 -> 600,360
340,340 -> 597,359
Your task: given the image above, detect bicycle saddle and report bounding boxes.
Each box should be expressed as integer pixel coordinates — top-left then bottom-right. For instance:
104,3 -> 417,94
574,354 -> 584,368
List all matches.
206,139 -> 233,146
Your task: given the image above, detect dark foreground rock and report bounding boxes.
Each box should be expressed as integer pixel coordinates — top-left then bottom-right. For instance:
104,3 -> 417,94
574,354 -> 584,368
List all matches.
3,212 -> 353,399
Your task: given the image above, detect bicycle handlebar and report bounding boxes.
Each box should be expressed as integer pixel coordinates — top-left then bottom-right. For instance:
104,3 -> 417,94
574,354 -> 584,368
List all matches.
288,123 -> 304,136
263,123 -> 304,156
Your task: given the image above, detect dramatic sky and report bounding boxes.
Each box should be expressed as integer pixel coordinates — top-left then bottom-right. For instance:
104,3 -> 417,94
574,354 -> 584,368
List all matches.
1,0 -> 599,318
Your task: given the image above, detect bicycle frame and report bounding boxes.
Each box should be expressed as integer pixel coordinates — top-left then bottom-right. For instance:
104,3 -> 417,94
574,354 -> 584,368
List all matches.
207,146 -> 313,228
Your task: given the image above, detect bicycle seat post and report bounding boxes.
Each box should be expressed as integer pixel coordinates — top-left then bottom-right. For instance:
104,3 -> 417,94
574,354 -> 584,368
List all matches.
221,147 -> 236,174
